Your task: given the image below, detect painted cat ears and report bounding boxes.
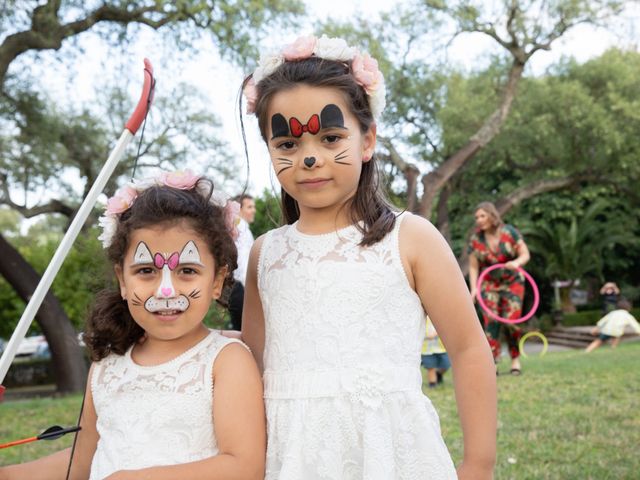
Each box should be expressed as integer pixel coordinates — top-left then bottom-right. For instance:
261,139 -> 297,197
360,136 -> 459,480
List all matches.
133,240 -> 201,267
271,104 -> 344,139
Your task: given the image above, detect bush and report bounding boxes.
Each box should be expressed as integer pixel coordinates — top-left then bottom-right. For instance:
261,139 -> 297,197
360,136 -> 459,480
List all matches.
560,307 -> 640,327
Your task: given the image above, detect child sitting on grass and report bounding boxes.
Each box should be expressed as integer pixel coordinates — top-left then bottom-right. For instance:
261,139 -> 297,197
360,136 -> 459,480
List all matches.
585,298 -> 640,353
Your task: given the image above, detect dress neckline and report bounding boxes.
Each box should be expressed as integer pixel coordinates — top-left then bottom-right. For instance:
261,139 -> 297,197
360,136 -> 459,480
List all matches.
125,330 -> 216,371
290,220 -> 359,239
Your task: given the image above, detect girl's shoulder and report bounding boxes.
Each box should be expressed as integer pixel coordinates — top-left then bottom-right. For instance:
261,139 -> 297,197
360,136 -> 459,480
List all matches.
397,212 -> 450,259
210,333 -> 258,380
396,212 -> 441,242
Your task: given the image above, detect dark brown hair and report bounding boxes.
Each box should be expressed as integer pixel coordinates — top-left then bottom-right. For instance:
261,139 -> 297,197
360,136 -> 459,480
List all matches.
84,179 -> 238,361
246,56 -> 395,246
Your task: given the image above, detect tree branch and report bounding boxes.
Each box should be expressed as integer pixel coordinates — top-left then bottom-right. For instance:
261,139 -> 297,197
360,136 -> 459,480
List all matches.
0,1 -> 200,87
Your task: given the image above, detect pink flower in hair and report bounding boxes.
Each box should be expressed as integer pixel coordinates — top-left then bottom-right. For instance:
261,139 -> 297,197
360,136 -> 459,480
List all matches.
243,78 -> 259,114
105,185 -> 138,215
224,200 -> 241,241
159,170 -> 201,190
351,53 -> 383,94
282,36 -> 317,61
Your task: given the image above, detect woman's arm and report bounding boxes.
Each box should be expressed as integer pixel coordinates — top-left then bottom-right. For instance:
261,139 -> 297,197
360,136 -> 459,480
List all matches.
505,238 -> 530,270
399,215 -> 496,480
105,343 -> 266,480
241,235 -> 266,373
0,365 -> 100,480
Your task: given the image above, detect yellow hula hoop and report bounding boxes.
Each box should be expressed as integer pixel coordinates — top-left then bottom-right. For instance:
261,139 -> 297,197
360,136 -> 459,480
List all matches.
519,331 -> 548,358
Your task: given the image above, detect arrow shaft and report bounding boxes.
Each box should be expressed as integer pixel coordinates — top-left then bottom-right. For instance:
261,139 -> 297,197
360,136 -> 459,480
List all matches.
0,436 -> 38,449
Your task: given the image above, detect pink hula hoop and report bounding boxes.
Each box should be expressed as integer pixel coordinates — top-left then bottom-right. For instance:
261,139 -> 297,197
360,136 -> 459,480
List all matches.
476,263 -> 540,324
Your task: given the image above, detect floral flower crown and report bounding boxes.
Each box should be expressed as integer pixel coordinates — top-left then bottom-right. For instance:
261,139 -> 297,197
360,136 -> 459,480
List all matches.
98,170 -> 240,249
243,35 -> 386,120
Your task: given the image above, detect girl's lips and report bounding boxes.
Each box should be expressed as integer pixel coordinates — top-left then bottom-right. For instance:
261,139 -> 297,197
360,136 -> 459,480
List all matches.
299,178 -> 330,188
153,310 -> 183,322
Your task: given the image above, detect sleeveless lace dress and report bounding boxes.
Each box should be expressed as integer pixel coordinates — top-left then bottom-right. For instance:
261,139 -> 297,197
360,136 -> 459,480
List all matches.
258,213 -> 457,479
89,331 -> 241,479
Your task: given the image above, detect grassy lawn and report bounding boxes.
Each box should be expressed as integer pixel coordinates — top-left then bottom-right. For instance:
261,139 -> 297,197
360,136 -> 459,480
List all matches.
427,341 -> 640,479
1,342 -> 638,478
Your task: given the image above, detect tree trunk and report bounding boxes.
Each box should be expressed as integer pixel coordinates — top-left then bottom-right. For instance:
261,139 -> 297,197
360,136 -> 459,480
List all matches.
435,181 -> 452,243
559,286 -> 576,313
419,61 -> 526,219
0,234 -> 87,393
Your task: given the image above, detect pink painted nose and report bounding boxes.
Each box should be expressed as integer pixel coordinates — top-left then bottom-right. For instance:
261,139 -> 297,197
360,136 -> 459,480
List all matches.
161,287 -> 172,297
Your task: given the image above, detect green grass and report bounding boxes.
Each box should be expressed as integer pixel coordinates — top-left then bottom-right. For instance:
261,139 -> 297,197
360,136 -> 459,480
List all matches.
426,341 -> 640,479
0,393 -> 81,465
1,343 -> 639,478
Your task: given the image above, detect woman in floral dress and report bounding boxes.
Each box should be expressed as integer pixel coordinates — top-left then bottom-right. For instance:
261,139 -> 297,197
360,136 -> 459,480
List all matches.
468,202 -> 530,375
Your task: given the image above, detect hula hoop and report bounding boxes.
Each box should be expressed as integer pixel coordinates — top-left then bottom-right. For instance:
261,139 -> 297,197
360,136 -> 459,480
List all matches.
476,263 -> 539,324
518,331 -> 548,358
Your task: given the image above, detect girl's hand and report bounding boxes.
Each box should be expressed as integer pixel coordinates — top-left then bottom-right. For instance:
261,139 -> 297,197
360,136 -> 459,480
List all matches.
457,461 -> 494,480
470,287 -> 477,303
504,260 -> 520,270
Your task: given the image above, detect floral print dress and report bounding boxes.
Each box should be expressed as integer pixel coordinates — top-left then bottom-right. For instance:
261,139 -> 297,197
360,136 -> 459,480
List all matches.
468,224 -> 525,360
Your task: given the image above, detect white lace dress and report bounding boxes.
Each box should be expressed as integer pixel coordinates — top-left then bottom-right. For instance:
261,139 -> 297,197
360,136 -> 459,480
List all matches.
258,213 -> 457,479
89,331 -> 240,479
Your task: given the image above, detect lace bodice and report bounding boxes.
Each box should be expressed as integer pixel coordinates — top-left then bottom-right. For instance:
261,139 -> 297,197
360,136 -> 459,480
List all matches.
258,213 -> 457,479
259,214 -> 426,396
89,331 -> 241,479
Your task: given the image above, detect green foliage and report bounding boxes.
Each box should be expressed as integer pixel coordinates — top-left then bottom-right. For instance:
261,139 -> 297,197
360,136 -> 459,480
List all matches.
0,229 -> 109,337
559,307 -> 640,327
250,188 -> 282,238
521,200 -> 638,284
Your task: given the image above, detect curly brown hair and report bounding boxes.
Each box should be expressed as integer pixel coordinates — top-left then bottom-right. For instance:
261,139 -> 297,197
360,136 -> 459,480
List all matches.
84,178 -> 238,361
244,56 -> 396,246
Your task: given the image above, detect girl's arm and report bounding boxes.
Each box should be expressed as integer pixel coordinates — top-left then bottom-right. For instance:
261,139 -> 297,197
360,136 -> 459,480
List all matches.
241,235 -> 266,373
399,215 -> 496,480
0,365 -> 100,480
106,343 -> 266,480
468,252 -> 479,302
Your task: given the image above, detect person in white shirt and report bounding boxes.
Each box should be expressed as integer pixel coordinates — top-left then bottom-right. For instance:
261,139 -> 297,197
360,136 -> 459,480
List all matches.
586,298 -> 640,352
229,194 -> 255,330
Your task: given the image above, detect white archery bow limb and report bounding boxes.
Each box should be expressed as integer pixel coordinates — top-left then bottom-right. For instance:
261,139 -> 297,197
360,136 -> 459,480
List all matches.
0,59 -> 155,387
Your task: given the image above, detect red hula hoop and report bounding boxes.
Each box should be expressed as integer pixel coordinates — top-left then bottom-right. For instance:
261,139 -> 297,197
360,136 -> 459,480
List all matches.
476,263 -> 540,324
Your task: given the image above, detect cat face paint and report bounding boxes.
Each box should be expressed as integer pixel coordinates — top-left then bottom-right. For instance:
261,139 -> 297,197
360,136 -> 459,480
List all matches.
131,241 -> 204,314
270,104 -> 347,139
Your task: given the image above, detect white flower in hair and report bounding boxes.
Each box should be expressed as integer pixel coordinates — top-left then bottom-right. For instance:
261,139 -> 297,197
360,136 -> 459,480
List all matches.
244,35 -> 386,120
97,215 -> 118,249
253,48 -> 285,84
314,35 -> 357,61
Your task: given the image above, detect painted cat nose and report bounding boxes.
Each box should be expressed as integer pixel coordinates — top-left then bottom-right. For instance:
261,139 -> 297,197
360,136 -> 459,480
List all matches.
156,286 -> 175,298
303,157 -> 316,168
